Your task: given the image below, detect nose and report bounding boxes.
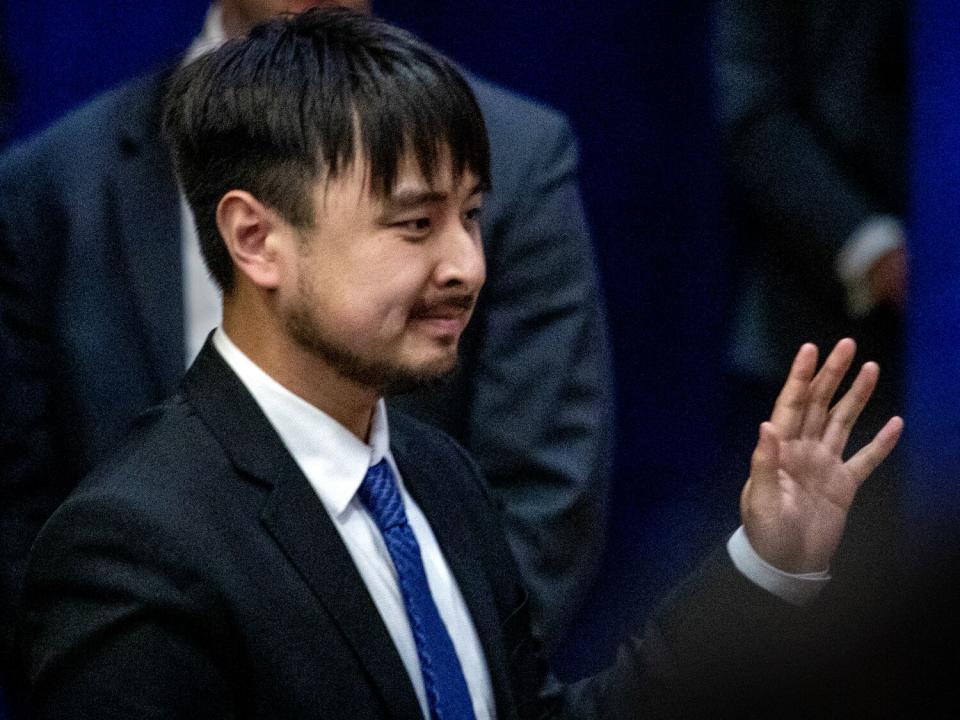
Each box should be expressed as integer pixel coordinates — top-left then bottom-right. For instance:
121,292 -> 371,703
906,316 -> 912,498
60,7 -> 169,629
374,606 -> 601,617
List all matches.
434,222 -> 485,292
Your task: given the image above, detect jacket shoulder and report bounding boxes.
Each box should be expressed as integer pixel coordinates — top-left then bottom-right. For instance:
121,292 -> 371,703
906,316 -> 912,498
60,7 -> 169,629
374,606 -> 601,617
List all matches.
0,68 -> 171,182
68,394 -> 234,514
466,72 -> 571,140
463,72 -> 580,209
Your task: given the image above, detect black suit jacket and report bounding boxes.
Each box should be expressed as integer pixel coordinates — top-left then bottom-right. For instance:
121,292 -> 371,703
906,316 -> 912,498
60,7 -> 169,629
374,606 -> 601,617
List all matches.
0,63 -> 613,659
16,342 -> 814,719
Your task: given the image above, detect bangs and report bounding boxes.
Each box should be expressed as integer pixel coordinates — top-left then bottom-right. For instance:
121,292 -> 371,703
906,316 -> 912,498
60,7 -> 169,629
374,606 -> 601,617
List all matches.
349,63 -> 491,197
170,9 -> 490,196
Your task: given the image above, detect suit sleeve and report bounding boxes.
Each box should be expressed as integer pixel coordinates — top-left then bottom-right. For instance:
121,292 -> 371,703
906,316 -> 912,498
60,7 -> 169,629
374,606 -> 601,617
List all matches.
467,110 -> 614,650
18,491 -> 240,719
437,425 -> 826,719
714,0 -> 884,270
558,549 -> 831,719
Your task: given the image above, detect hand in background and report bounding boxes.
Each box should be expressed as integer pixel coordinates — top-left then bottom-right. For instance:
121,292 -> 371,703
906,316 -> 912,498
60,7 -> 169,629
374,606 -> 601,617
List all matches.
867,246 -> 908,311
741,339 -> 903,573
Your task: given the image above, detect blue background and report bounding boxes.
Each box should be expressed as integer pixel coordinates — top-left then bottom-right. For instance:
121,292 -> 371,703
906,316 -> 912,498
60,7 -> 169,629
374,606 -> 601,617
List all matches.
1,0 -> 954,680
905,1 -> 960,549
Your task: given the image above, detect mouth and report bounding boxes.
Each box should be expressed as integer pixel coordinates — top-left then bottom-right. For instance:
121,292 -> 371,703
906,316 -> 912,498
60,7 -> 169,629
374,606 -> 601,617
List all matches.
409,295 -> 475,337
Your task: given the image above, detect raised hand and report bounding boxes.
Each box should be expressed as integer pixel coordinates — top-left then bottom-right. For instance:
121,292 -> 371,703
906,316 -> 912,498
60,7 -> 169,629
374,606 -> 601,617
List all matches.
741,339 -> 903,573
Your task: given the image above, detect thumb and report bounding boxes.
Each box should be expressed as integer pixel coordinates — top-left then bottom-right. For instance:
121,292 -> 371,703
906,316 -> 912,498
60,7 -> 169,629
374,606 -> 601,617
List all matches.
741,421 -> 784,538
749,421 -> 781,489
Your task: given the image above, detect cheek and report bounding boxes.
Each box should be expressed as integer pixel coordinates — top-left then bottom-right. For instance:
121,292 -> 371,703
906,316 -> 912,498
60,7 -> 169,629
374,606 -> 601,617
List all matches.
310,244 -> 430,336
359,256 -> 429,321
339,279 -> 416,338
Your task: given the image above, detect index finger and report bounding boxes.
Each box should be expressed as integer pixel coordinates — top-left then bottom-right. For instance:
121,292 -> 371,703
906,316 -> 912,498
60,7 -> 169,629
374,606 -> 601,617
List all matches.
769,343 -> 818,439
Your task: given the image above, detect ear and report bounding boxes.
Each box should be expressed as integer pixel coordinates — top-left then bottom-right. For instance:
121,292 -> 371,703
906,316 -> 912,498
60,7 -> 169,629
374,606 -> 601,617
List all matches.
216,190 -> 285,290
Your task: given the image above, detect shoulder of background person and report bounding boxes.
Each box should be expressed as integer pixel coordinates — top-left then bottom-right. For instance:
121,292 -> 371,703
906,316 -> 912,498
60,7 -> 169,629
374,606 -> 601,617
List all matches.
0,62 -> 177,190
463,70 -> 575,161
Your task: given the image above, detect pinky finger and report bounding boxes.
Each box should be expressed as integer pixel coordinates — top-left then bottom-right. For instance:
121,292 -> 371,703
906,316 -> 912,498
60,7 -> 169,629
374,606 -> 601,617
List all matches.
844,416 -> 905,488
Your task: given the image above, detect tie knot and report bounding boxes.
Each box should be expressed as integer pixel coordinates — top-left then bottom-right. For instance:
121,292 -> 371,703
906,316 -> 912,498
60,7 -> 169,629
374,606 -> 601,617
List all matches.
358,459 -> 407,531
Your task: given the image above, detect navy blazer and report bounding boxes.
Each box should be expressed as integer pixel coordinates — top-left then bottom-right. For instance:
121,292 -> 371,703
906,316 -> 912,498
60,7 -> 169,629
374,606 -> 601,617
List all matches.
17,341 -> 808,719
0,64 -> 613,661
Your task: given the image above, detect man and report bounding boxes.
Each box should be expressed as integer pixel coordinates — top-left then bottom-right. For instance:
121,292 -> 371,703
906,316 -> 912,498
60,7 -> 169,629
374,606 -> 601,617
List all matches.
17,10 -> 901,718
0,0 -> 612,665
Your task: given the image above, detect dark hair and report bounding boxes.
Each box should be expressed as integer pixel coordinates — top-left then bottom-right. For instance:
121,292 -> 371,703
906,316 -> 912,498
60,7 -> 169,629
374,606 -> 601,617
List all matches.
163,8 -> 490,292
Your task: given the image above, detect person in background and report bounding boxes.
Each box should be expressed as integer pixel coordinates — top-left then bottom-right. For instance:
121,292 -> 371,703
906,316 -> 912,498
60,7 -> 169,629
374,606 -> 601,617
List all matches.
0,0 -> 613,682
715,0 -> 905,417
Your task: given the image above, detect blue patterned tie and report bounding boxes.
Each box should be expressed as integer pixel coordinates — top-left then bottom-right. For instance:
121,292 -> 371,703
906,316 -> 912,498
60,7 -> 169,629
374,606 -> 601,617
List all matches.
357,459 -> 477,720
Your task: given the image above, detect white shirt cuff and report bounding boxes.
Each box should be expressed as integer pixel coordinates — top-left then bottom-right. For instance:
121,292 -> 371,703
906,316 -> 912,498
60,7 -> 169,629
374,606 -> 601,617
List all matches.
835,215 -> 905,318
727,526 -> 830,606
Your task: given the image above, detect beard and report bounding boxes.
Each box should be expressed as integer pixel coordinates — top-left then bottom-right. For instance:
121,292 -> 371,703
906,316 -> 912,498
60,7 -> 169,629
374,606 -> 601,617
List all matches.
284,276 -> 458,395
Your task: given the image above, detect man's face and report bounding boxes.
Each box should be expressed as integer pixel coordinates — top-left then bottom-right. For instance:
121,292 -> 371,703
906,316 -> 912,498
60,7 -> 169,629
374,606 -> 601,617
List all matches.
276,154 -> 486,393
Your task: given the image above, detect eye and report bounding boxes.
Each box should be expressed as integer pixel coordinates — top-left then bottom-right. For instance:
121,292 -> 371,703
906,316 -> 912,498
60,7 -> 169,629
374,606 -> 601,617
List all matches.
395,217 -> 431,233
465,206 -> 482,223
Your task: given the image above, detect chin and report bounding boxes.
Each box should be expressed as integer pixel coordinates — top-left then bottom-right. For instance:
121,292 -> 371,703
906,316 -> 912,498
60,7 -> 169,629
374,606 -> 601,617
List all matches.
384,353 -> 459,395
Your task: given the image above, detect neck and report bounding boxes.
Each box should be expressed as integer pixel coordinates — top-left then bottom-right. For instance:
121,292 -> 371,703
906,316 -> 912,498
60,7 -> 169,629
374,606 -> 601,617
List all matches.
222,293 -> 379,441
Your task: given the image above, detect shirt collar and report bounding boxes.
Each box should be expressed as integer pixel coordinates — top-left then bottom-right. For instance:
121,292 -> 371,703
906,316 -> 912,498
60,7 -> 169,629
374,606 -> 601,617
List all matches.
183,4 -> 227,65
212,328 -> 391,517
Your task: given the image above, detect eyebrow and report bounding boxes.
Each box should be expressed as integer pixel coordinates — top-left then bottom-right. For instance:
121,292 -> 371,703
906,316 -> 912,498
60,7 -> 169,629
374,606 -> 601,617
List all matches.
381,181 -> 486,213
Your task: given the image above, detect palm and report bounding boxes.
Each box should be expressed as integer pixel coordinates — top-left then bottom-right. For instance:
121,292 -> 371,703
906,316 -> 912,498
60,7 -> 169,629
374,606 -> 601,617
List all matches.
741,340 -> 902,574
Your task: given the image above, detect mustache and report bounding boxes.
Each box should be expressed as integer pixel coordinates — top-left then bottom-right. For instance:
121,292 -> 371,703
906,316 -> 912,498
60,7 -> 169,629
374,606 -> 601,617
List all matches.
410,294 -> 476,316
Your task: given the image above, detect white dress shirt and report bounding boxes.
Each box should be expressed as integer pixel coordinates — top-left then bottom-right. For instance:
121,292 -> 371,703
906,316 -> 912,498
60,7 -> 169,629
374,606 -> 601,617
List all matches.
728,527 -> 829,606
212,328 -> 496,719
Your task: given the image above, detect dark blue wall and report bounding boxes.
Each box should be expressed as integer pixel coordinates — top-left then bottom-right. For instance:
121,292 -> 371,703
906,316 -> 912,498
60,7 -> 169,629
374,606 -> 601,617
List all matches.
906,1 -> 960,552
2,3 -> 206,141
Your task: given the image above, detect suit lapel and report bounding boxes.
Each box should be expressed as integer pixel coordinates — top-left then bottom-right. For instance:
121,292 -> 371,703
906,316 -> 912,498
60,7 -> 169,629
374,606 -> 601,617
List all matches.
183,344 -> 424,718
260,476 -> 425,718
111,70 -> 185,393
391,431 -> 517,719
